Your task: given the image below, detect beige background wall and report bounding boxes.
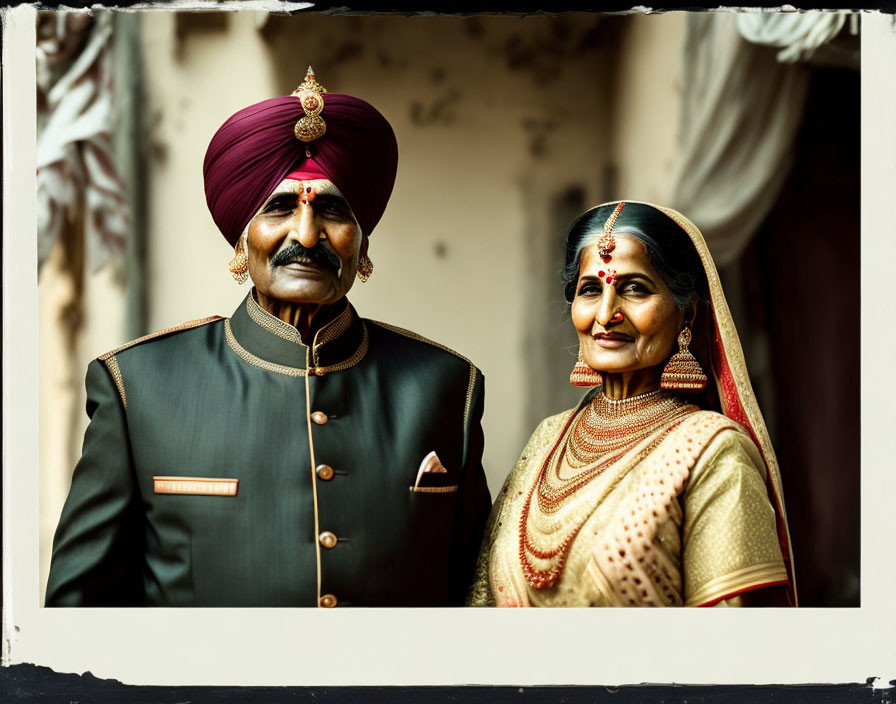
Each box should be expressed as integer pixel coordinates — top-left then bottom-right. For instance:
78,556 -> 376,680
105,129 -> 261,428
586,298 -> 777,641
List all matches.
39,11 -> 687,600
609,13 -> 686,202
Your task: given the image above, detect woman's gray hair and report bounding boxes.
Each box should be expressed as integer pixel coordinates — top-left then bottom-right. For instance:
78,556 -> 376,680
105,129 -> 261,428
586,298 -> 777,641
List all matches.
561,202 -> 705,310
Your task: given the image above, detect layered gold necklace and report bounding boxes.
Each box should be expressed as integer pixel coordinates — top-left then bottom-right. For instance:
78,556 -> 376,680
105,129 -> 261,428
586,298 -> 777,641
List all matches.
519,390 -> 696,590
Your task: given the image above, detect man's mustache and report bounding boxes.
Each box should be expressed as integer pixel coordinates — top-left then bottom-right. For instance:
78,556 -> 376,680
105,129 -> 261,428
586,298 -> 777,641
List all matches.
271,242 -> 342,275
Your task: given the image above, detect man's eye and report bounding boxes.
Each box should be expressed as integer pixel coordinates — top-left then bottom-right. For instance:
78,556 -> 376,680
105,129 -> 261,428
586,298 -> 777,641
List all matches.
264,198 -> 295,213
318,201 -> 350,218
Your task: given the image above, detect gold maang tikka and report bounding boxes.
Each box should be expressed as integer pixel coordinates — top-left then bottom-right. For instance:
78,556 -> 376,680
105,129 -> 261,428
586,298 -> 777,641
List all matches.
292,66 -> 328,152
597,202 -> 625,262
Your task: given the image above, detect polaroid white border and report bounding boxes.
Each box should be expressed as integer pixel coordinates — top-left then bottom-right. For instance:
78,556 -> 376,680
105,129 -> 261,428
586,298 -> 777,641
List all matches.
4,5 -> 894,687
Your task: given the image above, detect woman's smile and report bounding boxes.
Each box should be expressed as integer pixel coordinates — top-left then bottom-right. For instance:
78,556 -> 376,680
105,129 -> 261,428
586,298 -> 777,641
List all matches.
593,331 -> 633,347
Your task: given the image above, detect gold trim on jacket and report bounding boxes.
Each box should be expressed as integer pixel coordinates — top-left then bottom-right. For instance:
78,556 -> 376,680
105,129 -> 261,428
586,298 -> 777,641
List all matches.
368,320 -> 477,432
97,316 -> 224,407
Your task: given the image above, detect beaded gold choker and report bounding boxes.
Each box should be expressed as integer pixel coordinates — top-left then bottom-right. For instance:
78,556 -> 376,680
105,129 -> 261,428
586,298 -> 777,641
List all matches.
567,391 -> 691,468
519,390 -> 697,590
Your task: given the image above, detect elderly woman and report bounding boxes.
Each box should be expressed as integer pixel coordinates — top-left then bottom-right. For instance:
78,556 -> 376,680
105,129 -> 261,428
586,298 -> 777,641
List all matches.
469,201 -> 796,607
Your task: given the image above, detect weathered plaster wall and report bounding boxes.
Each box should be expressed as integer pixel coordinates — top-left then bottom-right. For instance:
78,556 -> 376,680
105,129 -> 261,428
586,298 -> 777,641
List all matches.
607,12 -> 687,205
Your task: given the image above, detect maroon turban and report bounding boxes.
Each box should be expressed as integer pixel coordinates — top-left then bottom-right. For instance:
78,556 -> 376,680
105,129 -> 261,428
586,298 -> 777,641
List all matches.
203,93 -> 398,246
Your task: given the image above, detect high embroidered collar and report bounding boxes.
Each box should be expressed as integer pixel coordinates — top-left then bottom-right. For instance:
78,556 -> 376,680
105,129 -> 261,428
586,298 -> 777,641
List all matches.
227,290 -> 366,372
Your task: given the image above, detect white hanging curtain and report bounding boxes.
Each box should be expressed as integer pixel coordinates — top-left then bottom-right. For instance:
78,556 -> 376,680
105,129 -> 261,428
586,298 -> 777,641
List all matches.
670,12 -> 856,267
737,11 -> 858,65
36,11 -> 129,273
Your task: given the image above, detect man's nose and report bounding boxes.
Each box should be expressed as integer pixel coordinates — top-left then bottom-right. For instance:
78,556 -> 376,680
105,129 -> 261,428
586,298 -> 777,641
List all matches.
292,202 -> 321,248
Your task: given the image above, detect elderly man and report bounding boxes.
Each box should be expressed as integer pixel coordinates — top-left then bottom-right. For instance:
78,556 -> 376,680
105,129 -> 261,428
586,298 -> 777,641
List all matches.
46,70 -> 491,607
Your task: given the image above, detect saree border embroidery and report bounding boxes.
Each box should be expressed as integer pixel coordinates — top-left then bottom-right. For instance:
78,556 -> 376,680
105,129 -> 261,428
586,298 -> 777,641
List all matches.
687,561 -> 790,607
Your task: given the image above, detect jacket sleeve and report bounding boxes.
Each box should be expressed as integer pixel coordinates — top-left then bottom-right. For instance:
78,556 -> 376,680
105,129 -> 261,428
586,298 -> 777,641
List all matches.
45,359 -> 145,606
447,366 -> 492,605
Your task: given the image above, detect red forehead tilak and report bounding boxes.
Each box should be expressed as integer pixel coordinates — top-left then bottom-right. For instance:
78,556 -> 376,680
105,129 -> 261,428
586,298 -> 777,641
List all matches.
300,186 -> 316,205
286,159 -> 330,205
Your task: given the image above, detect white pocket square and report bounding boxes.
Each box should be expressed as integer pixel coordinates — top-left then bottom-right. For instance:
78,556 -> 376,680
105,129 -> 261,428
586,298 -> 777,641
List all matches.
413,450 -> 448,489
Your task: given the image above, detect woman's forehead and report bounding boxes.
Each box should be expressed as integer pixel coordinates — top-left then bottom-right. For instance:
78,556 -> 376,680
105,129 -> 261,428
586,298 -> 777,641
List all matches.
580,235 -> 653,274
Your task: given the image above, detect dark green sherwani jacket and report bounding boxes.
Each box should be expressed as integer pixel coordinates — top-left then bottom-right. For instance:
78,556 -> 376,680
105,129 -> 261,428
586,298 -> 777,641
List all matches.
46,292 -> 491,607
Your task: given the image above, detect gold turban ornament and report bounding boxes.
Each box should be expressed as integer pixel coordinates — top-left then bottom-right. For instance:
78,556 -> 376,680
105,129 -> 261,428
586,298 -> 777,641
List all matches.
292,66 -> 328,149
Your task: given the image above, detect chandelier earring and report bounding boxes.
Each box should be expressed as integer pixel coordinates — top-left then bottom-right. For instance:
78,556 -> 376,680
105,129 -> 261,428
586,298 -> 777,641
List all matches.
660,325 -> 707,392
569,346 -> 603,387
357,253 -> 374,283
229,238 -> 249,285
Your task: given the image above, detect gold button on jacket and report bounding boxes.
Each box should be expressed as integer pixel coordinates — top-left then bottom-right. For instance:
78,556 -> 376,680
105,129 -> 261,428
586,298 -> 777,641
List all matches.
316,464 -> 335,481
